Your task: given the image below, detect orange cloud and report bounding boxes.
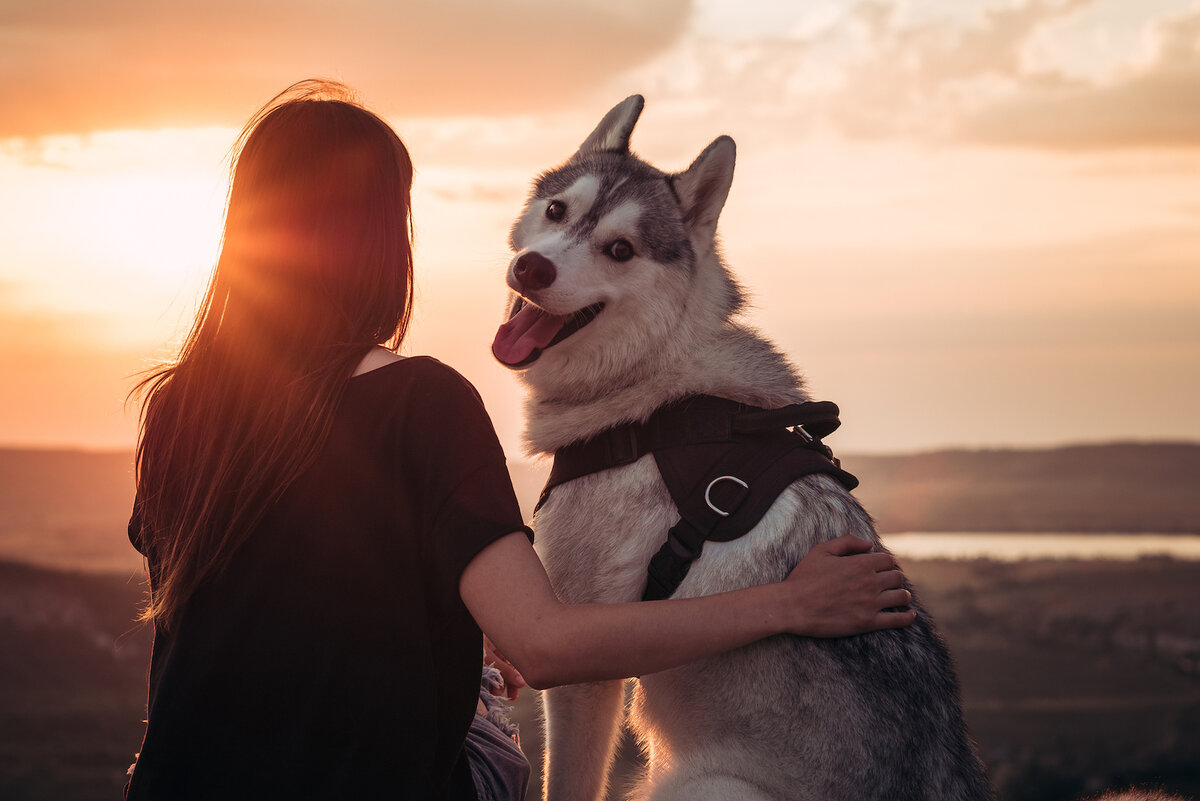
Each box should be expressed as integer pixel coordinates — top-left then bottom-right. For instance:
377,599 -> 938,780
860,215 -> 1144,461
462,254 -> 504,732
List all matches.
959,8 -> 1200,149
618,0 -> 1200,153
831,0 -> 1200,150
0,0 -> 691,137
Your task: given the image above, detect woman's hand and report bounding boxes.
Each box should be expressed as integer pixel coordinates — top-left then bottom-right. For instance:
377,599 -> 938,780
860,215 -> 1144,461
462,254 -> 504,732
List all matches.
782,534 -> 916,638
484,634 -> 527,700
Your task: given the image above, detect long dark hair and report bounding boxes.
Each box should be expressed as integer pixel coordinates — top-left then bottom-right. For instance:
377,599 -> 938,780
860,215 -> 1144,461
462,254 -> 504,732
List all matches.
132,80 -> 414,625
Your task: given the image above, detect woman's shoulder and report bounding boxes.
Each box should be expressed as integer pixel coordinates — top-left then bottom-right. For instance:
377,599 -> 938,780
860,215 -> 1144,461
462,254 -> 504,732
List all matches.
349,355 -> 487,415
351,346 -> 406,377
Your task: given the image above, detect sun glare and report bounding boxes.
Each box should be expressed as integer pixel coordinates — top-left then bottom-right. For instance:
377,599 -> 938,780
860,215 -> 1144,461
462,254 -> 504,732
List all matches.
82,171 -> 225,288
0,130 -> 232,346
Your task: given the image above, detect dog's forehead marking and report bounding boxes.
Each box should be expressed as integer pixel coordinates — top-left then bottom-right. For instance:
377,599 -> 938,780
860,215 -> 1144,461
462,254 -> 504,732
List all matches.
595,178 -> 692,266
595,199 -> 643,238
532,157 -> 694,267
559,175 -> 601,219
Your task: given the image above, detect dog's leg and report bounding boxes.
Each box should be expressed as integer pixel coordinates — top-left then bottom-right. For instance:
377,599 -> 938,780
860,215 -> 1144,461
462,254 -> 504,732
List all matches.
636,773 -> 775,801
542,679 -> 626,801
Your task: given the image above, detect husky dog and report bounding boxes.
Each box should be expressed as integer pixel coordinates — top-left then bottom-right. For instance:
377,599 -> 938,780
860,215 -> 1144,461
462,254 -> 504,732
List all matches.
491,96 -> 991,801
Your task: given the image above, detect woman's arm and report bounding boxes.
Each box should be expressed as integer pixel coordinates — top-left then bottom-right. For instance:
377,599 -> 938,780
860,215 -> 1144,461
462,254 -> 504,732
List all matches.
460,532 -> 913,690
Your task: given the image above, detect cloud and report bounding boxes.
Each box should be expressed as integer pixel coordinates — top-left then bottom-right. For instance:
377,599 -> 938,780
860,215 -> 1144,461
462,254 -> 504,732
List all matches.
11,0 -> 1194,151
828,0 -> 1200,150
958,7 -> 1200,149
0,0 -> 691,137
620,0 -> 1200,153
600,0 -> 1089,149
821,0 -> 1092,140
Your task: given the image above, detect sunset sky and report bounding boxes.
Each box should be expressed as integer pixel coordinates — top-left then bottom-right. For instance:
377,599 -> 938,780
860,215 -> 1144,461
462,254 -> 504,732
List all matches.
2,0 -> 1198,459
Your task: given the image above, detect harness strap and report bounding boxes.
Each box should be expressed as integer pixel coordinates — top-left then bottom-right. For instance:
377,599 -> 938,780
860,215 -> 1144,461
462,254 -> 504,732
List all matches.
537,397 -> 847,510
535,395 -> 859,602
643,443 -> 855,600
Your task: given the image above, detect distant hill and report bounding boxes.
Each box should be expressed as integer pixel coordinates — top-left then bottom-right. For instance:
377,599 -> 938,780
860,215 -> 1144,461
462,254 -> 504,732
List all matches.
0,442 -> 1196,574
841,442 -> 1200,534
0,448 -> 134,529
0,449 -> 138,574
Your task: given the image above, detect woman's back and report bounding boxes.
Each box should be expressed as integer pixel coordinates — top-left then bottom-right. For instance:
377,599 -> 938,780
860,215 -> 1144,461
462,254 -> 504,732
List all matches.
127,358 -> 528,800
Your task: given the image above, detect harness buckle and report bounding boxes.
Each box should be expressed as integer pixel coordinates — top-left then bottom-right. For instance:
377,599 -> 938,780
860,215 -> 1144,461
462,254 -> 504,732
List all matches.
607,426 -> 640,466
793,423 -> 815,443
704,475 -> 749,517
667,522 -> 706,558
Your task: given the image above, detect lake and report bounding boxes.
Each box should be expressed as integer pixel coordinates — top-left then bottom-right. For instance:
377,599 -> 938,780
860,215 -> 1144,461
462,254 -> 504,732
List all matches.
884,532 -> 1200,561
3,530 -> 1200,576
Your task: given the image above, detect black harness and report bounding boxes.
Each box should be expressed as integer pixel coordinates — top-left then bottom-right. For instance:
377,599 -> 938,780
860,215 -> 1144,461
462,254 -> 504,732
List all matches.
535,395 -> 859,601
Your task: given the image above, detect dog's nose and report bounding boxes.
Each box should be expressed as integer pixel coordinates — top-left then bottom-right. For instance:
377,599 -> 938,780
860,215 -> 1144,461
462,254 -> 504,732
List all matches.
512,251 -> 557,291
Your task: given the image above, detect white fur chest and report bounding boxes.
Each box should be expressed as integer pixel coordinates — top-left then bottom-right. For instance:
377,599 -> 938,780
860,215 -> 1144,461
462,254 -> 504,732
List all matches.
533,455 -> 679,604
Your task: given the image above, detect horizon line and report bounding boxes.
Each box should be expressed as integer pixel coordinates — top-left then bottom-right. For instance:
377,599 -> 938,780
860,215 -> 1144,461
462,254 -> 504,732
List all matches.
2,437 -> 1198,460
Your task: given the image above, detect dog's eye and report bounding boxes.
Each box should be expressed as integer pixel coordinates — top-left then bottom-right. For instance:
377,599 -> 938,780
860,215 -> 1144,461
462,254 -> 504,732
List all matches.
545,200 -> 566,222
607,239 -> 635,262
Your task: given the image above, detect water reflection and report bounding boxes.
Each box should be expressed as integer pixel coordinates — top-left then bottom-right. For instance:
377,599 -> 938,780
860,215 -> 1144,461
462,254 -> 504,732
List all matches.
885,533 -> 1200,561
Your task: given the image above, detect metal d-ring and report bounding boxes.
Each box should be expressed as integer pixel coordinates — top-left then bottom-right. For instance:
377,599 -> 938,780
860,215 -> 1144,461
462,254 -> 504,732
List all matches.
705,475 -> 748,517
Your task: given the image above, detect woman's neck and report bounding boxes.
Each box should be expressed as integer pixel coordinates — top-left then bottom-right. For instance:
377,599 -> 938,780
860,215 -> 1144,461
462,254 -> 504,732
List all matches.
352,346 -> 404,377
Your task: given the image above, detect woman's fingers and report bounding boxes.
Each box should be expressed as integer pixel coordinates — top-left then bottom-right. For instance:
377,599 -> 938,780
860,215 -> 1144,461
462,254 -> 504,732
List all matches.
863,552 -> 899,572
878,588 -> 912,609
819,534 -> 876,557
875,609 -> 919,630
783,535 -> 918,637
825,541 -> 900,574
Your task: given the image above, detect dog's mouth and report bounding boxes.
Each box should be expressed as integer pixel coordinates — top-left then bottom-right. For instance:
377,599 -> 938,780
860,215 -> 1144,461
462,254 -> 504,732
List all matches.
491,297 -> 605,369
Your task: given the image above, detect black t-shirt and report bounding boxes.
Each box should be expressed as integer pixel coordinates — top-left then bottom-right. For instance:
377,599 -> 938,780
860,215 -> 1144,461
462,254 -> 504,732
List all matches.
126,357 -> 531,801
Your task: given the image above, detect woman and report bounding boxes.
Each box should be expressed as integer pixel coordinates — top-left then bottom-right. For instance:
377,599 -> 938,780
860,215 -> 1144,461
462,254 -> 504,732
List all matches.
126,81 -> 914,800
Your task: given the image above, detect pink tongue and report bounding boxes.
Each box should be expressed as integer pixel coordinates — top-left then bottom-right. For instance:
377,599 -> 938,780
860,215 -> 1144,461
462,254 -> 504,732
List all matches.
492,303 -> 570,365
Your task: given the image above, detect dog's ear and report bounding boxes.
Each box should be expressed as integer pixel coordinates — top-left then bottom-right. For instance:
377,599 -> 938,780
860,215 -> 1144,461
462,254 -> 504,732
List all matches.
574,95 -> 645,158
672,136 -> 736,242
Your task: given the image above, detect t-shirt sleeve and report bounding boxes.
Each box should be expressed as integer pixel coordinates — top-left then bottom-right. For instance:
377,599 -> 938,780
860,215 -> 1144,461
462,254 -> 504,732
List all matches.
401,361 -> 533,592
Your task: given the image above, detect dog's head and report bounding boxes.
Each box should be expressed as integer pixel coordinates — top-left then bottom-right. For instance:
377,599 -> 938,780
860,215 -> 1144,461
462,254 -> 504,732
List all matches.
492,96 -> 742,390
